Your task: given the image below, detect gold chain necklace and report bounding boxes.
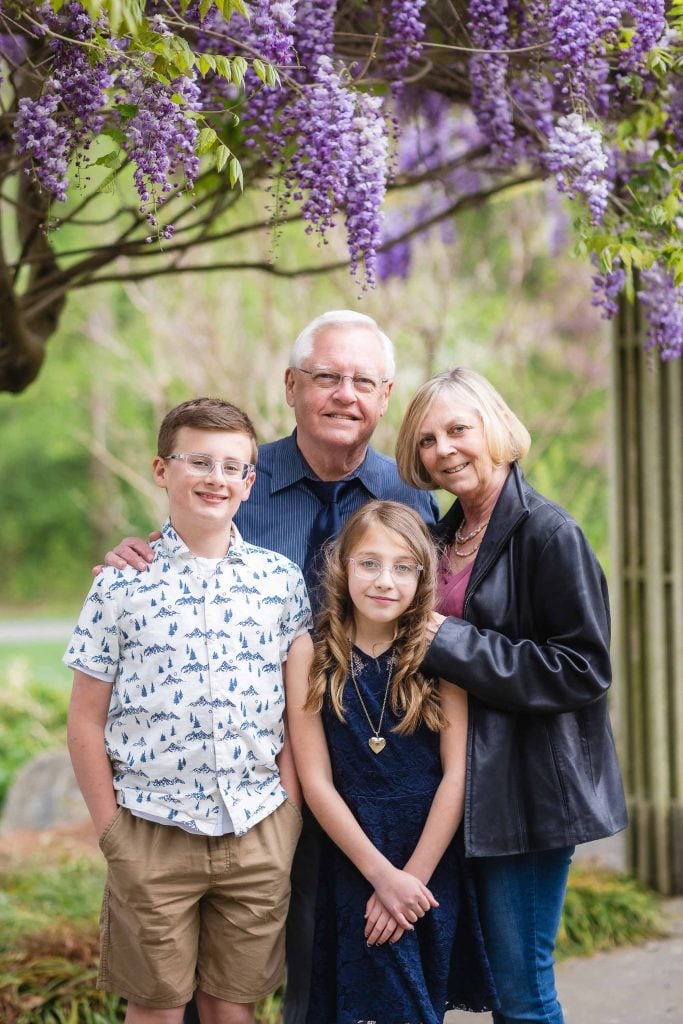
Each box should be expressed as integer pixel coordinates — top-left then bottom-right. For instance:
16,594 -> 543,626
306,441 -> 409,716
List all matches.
349,648 -> 394,754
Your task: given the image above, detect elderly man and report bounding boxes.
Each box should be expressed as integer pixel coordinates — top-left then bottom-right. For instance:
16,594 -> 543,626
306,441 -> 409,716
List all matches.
102,309 -> 438,1024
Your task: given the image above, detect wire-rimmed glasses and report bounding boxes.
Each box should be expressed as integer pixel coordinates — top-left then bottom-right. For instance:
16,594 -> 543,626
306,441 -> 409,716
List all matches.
295,366 -> 388,395
348,557 -> 423,583
165,453 -> 254,479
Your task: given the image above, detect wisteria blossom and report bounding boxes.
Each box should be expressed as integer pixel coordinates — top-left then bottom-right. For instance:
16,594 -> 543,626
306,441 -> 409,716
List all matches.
591,257 -> 626,320
15,91 -> 70,201
346,94 -> 389,286
546,114 -> 610,225
639,266 -> 683,360
467,0 -> 515,163
1,0 -> 681,384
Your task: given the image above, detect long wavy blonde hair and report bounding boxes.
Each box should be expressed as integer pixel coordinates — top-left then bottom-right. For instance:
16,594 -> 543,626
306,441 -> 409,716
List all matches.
306,500 -> 445,734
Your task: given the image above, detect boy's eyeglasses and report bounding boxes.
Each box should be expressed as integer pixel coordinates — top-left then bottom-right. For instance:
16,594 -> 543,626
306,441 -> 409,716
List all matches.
295,366 -> 388,395
165,453 -> 254,480
348,558 -> 423,582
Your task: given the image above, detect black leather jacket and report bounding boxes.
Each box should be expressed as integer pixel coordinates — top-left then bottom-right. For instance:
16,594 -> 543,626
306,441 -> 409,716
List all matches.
423,463 -> 628,857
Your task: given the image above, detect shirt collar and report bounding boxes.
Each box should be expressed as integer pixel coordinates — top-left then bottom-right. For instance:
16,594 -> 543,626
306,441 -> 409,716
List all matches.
159,518 -> 248,562
269,430 -> 381,494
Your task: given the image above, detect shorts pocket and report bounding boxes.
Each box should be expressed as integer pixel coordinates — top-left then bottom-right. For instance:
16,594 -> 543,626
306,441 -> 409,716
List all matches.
283,797 -> 303,827
98,806 -> 124,854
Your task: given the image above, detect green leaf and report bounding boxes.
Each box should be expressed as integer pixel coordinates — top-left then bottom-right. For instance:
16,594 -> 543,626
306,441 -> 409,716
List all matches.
116,103 -> 139,121
197,127 -> 218,154
100,126 -> 127,145
650,204 -> 667,226
229,156 -> 244,190
663,191 -> 681,221
216,143 -> 230,173
198,53 -> 217,76
93,150 -> 121,168
231,55 -> 248,87
252,59 -> 267,85
214,56 -> 232,82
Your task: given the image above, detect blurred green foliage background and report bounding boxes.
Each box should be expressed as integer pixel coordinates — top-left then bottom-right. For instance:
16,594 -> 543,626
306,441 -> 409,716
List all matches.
0,190 -> 610,612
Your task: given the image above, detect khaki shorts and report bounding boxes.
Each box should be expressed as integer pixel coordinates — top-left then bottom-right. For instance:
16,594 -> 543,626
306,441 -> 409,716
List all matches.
97,801 -> 302,1008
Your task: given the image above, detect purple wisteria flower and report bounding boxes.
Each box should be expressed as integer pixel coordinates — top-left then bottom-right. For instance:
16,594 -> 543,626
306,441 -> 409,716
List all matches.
242,0 -> 296,160
639,265 -> 683,360
546,113 -> 610,224
122,72 -> 200,215
381,0 -> 426,94
591,256 -> 626,320
345,93 -> 389,287
15,92 -> 69,201
467,0 -> 515,164
620,0 -> 667,69
285,55 -> 355,236
293,0 -> 337,76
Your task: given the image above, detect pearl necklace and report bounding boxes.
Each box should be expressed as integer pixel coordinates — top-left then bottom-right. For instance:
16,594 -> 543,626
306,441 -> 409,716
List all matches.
452,517 -> 489,559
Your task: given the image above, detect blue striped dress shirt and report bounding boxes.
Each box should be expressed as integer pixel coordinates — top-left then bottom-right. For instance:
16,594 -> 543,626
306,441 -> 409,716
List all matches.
233,431 -> 439,570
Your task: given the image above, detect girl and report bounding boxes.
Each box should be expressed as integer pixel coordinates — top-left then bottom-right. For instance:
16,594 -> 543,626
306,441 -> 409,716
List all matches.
286,500 -> 496,1024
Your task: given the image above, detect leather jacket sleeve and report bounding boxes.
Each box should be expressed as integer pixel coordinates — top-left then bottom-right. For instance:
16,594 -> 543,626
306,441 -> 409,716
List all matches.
423,518 -> 612,715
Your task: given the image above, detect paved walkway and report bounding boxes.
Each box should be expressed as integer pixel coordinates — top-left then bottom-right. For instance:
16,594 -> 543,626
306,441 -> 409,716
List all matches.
0,618 -> 74,643
446,897 -> 683,1023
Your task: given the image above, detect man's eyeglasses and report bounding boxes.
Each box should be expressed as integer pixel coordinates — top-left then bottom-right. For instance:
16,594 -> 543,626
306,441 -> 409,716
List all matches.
165,453 -> 254,480
295,366 -> 388,395
348,558 -> 423,582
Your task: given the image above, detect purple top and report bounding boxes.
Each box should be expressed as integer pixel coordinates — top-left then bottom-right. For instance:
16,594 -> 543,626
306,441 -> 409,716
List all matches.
436,549 -> 474,619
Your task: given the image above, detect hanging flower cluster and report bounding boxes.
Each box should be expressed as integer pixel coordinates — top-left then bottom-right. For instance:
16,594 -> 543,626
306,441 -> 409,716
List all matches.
639,267 -> 683,361
1,1 -> 681,353
384,0 -> 679,355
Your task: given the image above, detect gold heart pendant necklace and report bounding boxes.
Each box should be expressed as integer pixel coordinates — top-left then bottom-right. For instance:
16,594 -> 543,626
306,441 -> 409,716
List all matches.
349,648 -> 394,755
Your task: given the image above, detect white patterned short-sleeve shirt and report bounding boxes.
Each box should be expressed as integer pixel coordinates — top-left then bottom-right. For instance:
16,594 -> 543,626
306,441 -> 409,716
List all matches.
64,520 -> 312,836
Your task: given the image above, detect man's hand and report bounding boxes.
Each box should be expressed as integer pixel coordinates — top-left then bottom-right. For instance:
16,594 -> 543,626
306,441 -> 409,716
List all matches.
91,533 -> 160,576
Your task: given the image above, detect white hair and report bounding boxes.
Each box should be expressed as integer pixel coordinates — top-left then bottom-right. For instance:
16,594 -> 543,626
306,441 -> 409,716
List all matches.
289,310 -> 396,380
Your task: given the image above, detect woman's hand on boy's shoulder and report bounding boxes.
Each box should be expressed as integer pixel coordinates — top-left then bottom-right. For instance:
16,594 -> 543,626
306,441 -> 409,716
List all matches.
91,533 -> 160,576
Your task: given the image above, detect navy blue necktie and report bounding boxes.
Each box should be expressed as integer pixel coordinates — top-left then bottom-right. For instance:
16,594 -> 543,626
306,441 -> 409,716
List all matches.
304,478 -> 351,599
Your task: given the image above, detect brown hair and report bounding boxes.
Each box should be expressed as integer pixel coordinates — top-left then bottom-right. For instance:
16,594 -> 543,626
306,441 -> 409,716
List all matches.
306,500 -> 445,734
157,398 -> 258,465
396,367 -> 531,489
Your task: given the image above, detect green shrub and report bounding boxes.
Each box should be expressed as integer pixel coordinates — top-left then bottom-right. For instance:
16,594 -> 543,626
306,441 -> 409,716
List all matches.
557,866 -> 664,958
0,648 -> 70,809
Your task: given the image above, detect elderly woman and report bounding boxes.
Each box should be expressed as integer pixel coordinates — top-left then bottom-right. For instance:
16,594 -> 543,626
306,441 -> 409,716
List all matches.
395,367 -> 627,1024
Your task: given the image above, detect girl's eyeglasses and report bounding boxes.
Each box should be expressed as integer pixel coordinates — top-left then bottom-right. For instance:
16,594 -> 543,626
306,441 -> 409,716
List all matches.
348,558 -> 423,582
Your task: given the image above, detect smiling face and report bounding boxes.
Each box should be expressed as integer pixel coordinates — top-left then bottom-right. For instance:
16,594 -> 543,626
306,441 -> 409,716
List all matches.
284,325 -> 393,468
153,426 -> 255,555
416,391 -> 507,504
346,523 -> 420,639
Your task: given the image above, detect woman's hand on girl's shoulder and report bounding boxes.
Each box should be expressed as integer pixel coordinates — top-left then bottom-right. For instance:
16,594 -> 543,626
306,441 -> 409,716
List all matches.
426,611 -> 446,641
364,893 -> 407,946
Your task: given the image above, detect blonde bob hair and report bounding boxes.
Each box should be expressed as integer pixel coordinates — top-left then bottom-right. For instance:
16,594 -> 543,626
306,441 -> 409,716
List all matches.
396,367 -> 531,490
306,500 -> 445,735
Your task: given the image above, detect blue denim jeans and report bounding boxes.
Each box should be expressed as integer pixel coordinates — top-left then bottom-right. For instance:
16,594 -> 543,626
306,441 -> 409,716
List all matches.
474,846 -> 574,1024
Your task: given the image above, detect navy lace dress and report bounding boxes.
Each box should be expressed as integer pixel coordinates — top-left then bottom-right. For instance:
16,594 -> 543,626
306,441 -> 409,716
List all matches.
306,645 -> 497,1024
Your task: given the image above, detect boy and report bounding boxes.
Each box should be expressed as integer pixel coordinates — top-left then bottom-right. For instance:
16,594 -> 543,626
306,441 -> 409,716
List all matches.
65,398 -> 311,1024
